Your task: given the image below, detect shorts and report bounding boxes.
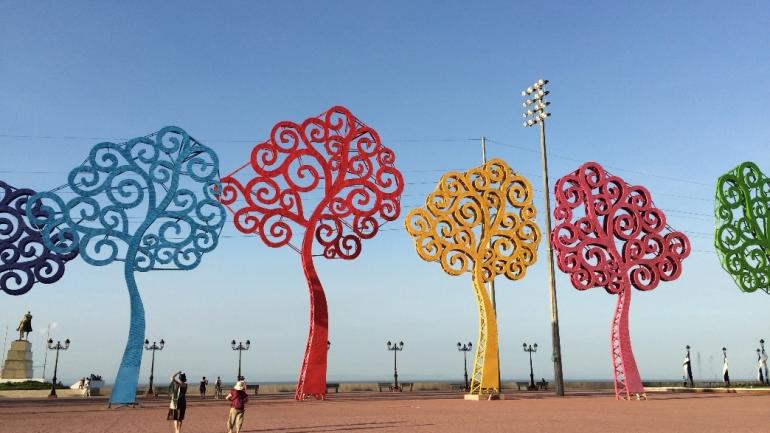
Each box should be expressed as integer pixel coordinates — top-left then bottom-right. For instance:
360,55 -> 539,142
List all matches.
227,408 -> 244,431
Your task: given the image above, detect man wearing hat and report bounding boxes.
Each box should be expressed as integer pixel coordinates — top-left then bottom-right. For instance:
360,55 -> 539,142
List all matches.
225,380 -> 249,433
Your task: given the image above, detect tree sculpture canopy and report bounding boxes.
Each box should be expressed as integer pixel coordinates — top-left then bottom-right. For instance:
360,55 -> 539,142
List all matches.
221,106 -> 402,258
405,158 -> 540,394
220,105 -> 404,400
715,161 -> 770,293
29,126 -> 225,271
406,158 -> 540,281
552,161 -> 690,400
553,162 -> 690,294
0,181 -> 77,295
27,126 -> 226,405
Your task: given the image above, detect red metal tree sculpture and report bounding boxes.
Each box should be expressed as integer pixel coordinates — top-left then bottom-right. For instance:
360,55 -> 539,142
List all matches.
551,162 -> 690,400
220,106 -> 404,400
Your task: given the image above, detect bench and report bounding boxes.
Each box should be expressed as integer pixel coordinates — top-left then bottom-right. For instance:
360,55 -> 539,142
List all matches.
450,383 -> 467,392
377,382 -> 413,392
251,384 -> 260,395
326,383 -> 340,393
516,381 -> 548,391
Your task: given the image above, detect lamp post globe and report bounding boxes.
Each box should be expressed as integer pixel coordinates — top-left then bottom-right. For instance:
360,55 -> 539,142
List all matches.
386,340 -> 404,391
232,339 -> 251,381
144,338 -> 165,397
457,342 -> 472,391
523,342 -> 538,391
47,338 -> 70,399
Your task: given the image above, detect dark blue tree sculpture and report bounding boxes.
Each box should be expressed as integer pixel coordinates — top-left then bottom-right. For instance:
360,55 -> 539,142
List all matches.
1,180 -> 77,295
28,126 -> 226,405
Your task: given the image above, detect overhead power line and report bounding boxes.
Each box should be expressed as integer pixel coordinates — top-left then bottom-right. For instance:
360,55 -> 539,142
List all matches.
0,132 -> 718,188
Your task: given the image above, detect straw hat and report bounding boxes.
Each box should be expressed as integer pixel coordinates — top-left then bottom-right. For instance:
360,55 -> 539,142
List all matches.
234,381 -> 246,391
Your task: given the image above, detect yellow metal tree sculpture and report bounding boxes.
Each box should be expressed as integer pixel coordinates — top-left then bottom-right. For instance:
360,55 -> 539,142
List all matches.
405,158 -> 541,395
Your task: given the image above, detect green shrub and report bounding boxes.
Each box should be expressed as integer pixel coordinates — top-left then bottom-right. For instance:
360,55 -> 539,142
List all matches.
0,380 -> 66,390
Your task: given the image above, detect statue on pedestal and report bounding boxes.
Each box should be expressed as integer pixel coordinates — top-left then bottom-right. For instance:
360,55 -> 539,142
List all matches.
16,311 -> 32,341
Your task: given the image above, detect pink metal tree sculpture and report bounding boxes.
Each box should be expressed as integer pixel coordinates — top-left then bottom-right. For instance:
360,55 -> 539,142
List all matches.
551,162 -> 690,400
220,106 -> 404,400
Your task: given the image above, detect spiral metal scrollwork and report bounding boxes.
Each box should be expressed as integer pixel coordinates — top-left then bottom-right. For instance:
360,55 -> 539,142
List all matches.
715,161 -> 770,294
552,161 -> 690,400
27,126 -> 226,406
28,126 -> 226,271
0,181 -> 78,295
221,106 -> 403,258
220,106 -> 404,400
552,162 -> 690,293
405,158 -> 540,282
404,158 -> 540,395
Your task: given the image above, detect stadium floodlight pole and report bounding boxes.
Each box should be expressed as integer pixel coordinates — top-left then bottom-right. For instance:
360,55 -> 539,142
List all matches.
522,78 -> 565,396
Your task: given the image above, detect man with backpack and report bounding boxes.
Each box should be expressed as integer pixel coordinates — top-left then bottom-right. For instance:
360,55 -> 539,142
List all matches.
225,380 -> 248,433
214,376 -> 223,399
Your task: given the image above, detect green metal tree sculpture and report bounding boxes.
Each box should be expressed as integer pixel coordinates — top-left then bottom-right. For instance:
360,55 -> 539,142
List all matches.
715,161 -> 770,293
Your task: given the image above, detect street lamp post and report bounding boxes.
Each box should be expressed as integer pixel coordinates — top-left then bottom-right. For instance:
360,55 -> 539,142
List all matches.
523,342 -> 538,391
457,342 -> 472,391
760,339 -> 767,385
684,345 -> 694,387
144,338 -> 165,396
231,339 -> 250,380
386,341 -> 404,391
47,338 -> 70,399
521,78 -> 565,396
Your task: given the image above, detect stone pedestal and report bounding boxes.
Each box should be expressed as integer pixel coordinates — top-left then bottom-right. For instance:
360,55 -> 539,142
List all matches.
1,340 -> 33,379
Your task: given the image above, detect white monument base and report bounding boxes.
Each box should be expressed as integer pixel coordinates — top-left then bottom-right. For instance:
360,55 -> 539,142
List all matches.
1,340 -> 34,380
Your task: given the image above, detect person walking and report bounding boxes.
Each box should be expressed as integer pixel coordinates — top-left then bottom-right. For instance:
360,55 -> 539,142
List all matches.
199,376 -> 208,399
226,380 -> 248,433
167,371 -> 188,433
214,376 -> 223,399
83,377 -> 91,398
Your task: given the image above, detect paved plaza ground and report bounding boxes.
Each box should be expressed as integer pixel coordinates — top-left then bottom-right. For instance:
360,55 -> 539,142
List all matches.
0,390 -> 768,433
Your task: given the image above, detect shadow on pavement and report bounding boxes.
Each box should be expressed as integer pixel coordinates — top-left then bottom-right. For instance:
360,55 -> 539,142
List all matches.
241,420 -> 435,433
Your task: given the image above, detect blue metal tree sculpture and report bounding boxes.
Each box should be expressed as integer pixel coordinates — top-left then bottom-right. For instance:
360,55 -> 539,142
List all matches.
28,126 -> 226,405
0,180 -> 78,295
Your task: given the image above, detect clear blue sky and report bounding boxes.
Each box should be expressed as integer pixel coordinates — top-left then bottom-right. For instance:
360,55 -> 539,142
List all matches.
1,1 -> 769,386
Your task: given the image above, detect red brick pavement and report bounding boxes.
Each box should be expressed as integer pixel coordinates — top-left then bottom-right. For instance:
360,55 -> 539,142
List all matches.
0,390 -> 767,433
